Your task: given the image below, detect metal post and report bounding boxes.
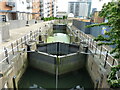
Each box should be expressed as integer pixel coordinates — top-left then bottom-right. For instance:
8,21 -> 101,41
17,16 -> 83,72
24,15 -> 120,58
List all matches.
11,43 -> 14,55
112,59 -> 115,66
34,31 -> 36,39
13,76 -> 17,90
4,47 -> 9,64
30,31 -> 32,40
16,40 -> 19,51
87,38 -> 89,46
95,44 -> 97,54
45,33 -> 47,43
39,30 -> 41,35
99,46 -> 102,59
24,36 -> 26,44
104,51 -> 108,68
92,40 -> 94,50
21,38 -> 23,48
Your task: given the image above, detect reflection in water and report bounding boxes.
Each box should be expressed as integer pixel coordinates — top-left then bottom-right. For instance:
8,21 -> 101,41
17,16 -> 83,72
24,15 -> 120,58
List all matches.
18,67 -> 94,89
47,33 -> 70,43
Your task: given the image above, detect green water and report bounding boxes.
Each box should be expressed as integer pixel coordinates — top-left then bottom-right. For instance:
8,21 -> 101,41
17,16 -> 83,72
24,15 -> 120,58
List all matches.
47,33 -> 70,43
18,67 -> 94,89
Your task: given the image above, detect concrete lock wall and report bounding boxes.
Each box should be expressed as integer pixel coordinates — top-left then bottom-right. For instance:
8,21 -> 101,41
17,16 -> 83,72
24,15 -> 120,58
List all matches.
28,51 -> 87,75
28,52 -> 57,74
86,53 -> 110,88
0,51 -> 28,89
58,53 -> 87,75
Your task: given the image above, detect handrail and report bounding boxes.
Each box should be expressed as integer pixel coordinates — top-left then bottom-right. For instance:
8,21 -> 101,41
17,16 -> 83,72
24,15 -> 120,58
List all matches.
67,25 -> 118,68
0,24 -> 119,72
0,29 -> 41,72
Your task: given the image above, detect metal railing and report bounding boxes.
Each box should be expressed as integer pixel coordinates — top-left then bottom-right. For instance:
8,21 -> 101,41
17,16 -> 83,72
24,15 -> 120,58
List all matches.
0,24 -> 119,73
76,28 -> 118,68
67,25 -> 118,69
0,29 -> 41,72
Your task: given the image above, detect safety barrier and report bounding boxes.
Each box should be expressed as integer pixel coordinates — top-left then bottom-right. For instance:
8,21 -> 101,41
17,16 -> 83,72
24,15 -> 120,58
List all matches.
0,28 -> 42,72
68,25 -> 119,68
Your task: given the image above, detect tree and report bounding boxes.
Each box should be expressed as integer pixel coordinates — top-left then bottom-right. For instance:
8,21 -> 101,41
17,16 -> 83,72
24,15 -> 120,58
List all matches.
87,0 -> 120,60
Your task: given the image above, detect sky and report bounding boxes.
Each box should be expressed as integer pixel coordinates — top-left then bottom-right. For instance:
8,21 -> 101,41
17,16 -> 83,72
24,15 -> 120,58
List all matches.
57,0 -> 78,12
57,0 -> 112,12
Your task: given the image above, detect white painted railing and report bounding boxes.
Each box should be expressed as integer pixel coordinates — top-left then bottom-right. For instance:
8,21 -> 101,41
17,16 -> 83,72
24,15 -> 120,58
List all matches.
68,25 -> 119,68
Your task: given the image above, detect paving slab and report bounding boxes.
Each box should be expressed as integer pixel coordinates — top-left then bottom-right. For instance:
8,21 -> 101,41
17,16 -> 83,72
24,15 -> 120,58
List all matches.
0,21 -> 52,50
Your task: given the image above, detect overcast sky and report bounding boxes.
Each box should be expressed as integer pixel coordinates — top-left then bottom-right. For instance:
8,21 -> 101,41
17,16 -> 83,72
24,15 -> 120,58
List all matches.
57,0 -> 78,12
57,0 -> 112,12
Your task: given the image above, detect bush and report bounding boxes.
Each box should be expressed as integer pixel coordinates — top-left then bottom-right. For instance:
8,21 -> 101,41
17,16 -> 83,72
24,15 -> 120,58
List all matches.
42,17 -> 64,21
107,65 -> 120,88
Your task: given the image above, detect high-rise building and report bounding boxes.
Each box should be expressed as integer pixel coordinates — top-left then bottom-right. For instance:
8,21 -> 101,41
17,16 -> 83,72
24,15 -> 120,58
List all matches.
40,0 -> 57,18
11,0 -> 33,20
68,1 -> 91,18
0,0 -> 33,20
0,0 -> 57,21
0,0 -> 14,21
32,0 -> 40,20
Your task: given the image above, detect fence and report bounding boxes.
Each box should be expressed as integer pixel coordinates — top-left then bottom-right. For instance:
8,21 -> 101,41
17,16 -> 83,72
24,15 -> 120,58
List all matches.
0,23 -> 119,73
0,28 -> 42,72
68,25 -> 118,68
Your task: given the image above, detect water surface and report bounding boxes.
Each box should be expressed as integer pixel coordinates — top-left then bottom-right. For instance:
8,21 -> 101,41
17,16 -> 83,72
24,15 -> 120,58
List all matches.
18,67 -> 94,89
47,33 -> 70,43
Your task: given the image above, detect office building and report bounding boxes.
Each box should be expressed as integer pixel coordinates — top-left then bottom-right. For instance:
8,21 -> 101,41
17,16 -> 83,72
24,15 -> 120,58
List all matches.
40,0 -> 57,18
68,1 -> 91,18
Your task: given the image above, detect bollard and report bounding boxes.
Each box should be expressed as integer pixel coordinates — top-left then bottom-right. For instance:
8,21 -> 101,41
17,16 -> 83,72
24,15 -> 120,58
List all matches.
83,45 -> 88,53
35,21 -> 37,24
26,21 -> 28,24
39,35 -> 42,41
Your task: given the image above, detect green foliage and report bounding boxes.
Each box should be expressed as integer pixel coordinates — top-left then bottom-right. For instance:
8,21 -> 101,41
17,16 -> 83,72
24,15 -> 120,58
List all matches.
86,0 -> 120,59
42,17 -> 63,21
63,16 -> 67,19
107,65 -> 120,88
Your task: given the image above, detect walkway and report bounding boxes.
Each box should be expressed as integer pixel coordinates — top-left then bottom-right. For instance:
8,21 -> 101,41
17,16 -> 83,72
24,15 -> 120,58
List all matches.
0,21 -> 52,50
69,25 -> 119,69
